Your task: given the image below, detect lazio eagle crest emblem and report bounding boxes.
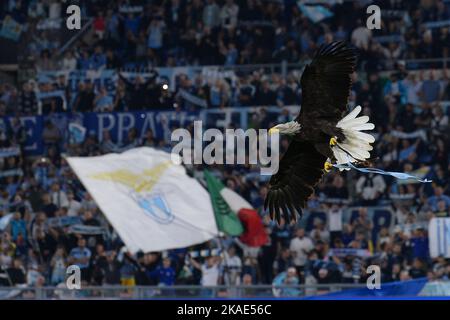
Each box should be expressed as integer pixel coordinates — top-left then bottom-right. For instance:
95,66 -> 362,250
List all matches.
89,161 -> 175,224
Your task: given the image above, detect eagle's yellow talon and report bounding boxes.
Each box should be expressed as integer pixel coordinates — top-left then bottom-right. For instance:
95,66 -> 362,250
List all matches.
324,162 -> 333,172
329,137 -> 337,146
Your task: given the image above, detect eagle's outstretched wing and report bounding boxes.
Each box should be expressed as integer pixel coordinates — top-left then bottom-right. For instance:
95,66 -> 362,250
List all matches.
297,41 -> 357,124
264,140 -> 327,224
265,41 -> 357,224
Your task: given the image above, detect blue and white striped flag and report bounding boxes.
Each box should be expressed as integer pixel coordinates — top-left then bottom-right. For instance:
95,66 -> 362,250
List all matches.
429,218 -> 450,258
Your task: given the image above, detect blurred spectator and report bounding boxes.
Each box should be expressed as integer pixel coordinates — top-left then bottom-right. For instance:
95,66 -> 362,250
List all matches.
289,228 -> 313,279
356,174 -> 386,205
68,237 -> 92,281
222,245 -> 242,285
19,82 -> 38,115
50,183 -> 69,209
50,246 -> 67,285
73,82 -> 95,112
6,258 -> 26,285
62,51 -> 77,71
94,87 -> 114,112
327,205 -> 344,246
148,257 -> 176,286
427,185 -> 450,211
190,255 -> 220,287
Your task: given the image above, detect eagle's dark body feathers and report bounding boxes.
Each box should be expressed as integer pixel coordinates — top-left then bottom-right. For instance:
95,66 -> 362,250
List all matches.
265,41 -> 357,224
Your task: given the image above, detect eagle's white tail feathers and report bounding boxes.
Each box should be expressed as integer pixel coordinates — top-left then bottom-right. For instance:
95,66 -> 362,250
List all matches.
338,115 -> 369,127
343,129 -> 375,143
333,150 -> 350,166
338,143 -> 371,160
340,138 -> 373,151
346,123 -> 375,131
332,105 -> 375,171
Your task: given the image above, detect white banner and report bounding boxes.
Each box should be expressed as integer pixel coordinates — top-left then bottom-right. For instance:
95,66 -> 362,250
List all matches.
429,218 -> 450,258
67,147 -> 218,253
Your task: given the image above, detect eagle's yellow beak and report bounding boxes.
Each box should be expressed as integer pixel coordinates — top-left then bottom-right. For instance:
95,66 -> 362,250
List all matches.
269,127 -> 279,135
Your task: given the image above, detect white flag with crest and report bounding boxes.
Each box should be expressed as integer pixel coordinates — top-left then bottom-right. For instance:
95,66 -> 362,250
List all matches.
67,147 -> 218,253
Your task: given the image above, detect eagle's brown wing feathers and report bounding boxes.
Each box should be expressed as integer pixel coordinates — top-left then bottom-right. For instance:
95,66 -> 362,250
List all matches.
265,41 -> 356,223
264,140 -> 326,224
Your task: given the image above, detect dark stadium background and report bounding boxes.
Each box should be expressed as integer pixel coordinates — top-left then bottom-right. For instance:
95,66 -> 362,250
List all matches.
0,0 -> 449,299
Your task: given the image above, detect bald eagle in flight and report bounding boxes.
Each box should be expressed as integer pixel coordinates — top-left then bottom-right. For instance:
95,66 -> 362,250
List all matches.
264,41 -> 375,224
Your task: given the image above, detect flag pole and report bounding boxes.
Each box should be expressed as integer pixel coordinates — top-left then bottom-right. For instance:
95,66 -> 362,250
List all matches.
217,235 -> 232,289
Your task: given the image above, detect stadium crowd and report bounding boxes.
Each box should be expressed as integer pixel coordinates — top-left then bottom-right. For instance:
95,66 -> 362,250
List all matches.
0,0 -> 449,297
3,0 -> 450,70
2,0 -> 450,114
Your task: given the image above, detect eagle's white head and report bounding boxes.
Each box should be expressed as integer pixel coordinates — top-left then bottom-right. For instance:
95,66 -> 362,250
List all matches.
269,121 -> 302,136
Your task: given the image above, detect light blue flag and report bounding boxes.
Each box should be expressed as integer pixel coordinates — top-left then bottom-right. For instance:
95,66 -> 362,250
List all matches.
69,123 -> 87,144
333,161 -> 432,183
0,16 -> 23,42
0,214 -> 13,231
298,3 -> 334,23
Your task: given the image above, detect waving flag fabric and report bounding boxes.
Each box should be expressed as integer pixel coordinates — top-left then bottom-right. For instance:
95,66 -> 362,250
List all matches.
0,16 -> 23,41
67,147 -> 218,253
238,208 -> 268,247
203,170 -> 268,246
429,218 -> 450,258
298,3 -> 334,23
0,213 -> 13,231
204,170 -> 244,236
333,159 -> 432,183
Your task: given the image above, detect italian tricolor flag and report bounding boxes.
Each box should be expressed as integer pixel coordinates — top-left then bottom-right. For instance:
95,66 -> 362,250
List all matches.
204,170 -> 268,247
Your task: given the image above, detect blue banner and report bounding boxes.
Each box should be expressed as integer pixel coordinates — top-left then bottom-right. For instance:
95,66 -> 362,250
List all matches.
305,278 -> 429,299
1,110 -> 200,155
2,106 -> 299,155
